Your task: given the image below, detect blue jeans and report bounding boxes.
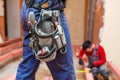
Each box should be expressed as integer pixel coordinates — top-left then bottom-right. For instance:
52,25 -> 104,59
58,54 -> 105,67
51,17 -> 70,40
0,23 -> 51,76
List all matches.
92,64 -> 109,79
16,2 -> 76,80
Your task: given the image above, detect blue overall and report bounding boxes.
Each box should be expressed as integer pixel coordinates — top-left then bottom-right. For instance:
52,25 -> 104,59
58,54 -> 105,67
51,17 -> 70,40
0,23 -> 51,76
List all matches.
88,45 -> 109,79
16,0 -> 76,80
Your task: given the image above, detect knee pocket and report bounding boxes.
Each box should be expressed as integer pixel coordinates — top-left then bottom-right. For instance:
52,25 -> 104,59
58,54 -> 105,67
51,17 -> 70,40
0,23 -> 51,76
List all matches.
91,67 -> 99,76
100,69 -> 110,77
55,54 -> 68,67
92,67 -> 99,72
99,65 -> 109,76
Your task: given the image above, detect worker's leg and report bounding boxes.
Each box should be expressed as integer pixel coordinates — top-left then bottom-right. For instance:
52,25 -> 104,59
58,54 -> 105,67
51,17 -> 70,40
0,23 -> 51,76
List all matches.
16,45 -> 40,80
16,3 -> 40,80
99,64 -> 109,80
91,67 -> 99,80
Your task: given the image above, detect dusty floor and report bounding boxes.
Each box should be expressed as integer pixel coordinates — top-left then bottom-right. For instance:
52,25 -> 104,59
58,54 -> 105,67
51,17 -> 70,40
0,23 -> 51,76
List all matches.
0,58 -> 21,79
0,54 -> 86,80
0,54 -> 116,80
35,54 -> 85,80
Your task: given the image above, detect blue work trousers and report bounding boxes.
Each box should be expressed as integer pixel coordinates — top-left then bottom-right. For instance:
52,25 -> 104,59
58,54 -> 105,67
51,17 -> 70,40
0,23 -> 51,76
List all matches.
16,1 -> 76,80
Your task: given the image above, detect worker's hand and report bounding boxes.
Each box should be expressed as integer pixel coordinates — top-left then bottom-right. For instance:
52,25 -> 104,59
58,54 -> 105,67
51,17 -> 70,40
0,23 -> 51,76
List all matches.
87,63 -> 94,68
79,59 -> 84,65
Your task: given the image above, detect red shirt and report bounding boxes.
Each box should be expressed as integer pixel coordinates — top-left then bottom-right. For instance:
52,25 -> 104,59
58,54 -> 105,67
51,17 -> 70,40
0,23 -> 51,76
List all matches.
78,45 -> 106,67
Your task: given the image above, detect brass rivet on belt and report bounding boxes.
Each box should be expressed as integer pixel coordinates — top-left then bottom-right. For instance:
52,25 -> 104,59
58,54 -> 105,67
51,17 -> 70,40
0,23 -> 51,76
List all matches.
41,2 -> 49,8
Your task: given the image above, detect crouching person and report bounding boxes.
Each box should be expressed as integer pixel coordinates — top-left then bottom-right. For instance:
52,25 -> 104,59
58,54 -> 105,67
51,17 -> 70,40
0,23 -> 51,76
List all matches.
78,40 -> 109,80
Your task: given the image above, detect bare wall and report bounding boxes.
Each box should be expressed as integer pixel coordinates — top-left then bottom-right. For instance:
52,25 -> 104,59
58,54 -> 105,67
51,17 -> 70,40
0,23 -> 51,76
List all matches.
6,0 -> 20,39
100,0 -> 120,68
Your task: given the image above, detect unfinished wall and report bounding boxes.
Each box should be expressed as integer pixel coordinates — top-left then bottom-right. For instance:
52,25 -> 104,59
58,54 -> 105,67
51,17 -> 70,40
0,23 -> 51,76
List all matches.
100,0 -> 120,68
65,0 -> 85,45
0,0 -> 5,41
0,16 -> 5,42
93,0 -> 104,44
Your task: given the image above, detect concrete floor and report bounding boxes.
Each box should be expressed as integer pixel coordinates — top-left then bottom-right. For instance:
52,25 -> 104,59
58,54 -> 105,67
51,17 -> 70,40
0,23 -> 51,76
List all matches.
0,54 -> 86,80
0,58 -> 21,79
0,54 -> 116,80
35,54 -> 85,80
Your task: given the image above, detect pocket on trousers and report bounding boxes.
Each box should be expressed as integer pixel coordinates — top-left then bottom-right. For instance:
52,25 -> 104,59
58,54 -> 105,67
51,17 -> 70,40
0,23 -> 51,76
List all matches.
55,54 -> 68,67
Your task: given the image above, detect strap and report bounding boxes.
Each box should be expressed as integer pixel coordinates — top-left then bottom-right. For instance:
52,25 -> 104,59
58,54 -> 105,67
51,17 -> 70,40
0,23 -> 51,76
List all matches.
22,34 -> 32,46
93,44 -> 98,55
24,0 -> 35,7
25,0 -> 41,10
32,2 -> 41,10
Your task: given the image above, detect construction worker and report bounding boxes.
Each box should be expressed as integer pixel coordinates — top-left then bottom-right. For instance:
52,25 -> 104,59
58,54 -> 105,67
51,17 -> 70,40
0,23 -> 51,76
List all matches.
78,40 -> 109,80
16,0 -> 76,80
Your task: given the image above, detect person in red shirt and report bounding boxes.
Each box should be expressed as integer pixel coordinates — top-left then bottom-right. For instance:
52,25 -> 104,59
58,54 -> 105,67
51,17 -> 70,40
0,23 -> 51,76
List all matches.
78,40 -> 109,80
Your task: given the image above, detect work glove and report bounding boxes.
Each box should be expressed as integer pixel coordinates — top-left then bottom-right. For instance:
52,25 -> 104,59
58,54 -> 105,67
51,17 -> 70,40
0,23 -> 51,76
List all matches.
79,59 -> 84,65
87,63 -> 94,68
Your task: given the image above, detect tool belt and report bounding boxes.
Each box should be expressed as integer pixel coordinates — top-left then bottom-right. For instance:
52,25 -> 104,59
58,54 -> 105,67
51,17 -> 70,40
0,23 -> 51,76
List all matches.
24,0 -> 67,62
24,9 -> 67,62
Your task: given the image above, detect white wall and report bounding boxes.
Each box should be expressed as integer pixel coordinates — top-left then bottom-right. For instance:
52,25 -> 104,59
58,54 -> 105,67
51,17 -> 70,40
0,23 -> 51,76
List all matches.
100,0 -> 120,68
6,0 -> 20,39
